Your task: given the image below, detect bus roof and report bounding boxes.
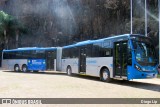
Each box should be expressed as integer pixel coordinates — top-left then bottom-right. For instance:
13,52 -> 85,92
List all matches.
63,34 -> 131,48
3,47 -> 57,52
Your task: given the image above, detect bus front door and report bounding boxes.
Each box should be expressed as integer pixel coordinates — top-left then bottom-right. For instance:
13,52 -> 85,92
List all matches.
114,41 -> 128,78
79,47 -> 86,73
46,51 -> 55,70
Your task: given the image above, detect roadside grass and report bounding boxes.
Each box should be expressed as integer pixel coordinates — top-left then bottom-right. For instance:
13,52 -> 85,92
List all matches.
157,74 -> 160,78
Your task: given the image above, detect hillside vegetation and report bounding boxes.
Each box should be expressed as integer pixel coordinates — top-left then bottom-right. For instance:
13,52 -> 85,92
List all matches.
0,0 -> 158,49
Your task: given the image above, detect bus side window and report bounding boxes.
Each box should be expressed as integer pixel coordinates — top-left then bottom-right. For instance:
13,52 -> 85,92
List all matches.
36,50 -> 45,59
3,52 -> 8,59
10,51 -> 16,59
16,51 -> 22,59
63,48 -> 70,59
102,40 -> 113,57
73,47 -> 78,58
62,49 -> 65,59
92,43 -> 101,57
104,49 -> 112,57
86,44 -> 92,57
33,50 -> 38,59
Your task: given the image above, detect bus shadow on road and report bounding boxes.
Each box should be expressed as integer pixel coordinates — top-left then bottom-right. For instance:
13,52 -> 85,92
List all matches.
111,79 -> 160,92
2,70 -> 67,76
2,71 -> 160,92
71,74 -> 160,92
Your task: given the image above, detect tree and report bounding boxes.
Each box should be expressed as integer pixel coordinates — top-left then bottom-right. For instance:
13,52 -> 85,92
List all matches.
0,11 -> 14,49
0,11 -> 27,49
10,19 -> 27,48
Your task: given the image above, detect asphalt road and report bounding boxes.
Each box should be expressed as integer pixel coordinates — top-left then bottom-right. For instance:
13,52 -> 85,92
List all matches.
0,69 -> 160,107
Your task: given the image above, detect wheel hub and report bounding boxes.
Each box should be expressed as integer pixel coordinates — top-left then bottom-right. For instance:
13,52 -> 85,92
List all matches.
68,69 -> 71,75
16,67 -> 19,71
103,72 -> 108,80
23,67 -> 26,72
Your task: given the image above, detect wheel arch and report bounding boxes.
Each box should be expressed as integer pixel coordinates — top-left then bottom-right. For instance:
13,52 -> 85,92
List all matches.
14,64 -> 19,69
22,64 -> 27,67
14,64 -> 19,66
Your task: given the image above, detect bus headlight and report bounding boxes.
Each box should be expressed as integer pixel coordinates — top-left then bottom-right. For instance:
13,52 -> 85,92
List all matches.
134,64 -> 142,71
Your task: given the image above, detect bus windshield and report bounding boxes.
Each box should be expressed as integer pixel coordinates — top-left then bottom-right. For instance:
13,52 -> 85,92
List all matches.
132,40 -> 157,66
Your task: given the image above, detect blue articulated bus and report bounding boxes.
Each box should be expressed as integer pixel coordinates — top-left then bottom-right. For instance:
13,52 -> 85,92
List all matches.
2,47 -> 62,72
61,34 -> 158,82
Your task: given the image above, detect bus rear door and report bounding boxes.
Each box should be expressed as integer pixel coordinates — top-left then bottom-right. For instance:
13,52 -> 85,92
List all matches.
46,51 -> 56,70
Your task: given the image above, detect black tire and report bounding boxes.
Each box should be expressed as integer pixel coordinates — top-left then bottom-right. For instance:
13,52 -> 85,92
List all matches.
100,68 -> 111,82
33,70 -> 39,73
22,64 -> 28,72
66,66 -> 72,76
14,64 -> 20,72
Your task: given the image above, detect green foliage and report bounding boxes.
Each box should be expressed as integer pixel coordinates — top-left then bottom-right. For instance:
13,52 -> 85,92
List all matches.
0,11 -> 27,49
158,74 -> 160,78
0,11 -> 13,37
0,11 -> 13,28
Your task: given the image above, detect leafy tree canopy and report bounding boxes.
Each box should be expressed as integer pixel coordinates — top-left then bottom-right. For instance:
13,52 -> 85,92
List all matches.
0,11 -> 27,49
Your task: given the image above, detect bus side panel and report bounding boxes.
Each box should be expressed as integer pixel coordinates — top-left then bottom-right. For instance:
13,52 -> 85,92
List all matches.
56,47 -> 62,71
86,57 -> 113,77
2,60 -> 8,70
3,59 -> 27,71
61,59 -> 66,72
61,58 -> 78,73
54,59 -> 56,71
28,59 -> 46,71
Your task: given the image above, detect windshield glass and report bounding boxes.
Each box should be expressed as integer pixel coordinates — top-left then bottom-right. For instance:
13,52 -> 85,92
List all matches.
132,40 -> 157,66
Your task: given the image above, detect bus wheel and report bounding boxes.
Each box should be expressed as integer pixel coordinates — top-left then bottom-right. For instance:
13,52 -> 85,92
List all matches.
100,68 -> 111,82
14,64 -> 20,72
22,64 -> 28,72
66,66 -> 72,76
